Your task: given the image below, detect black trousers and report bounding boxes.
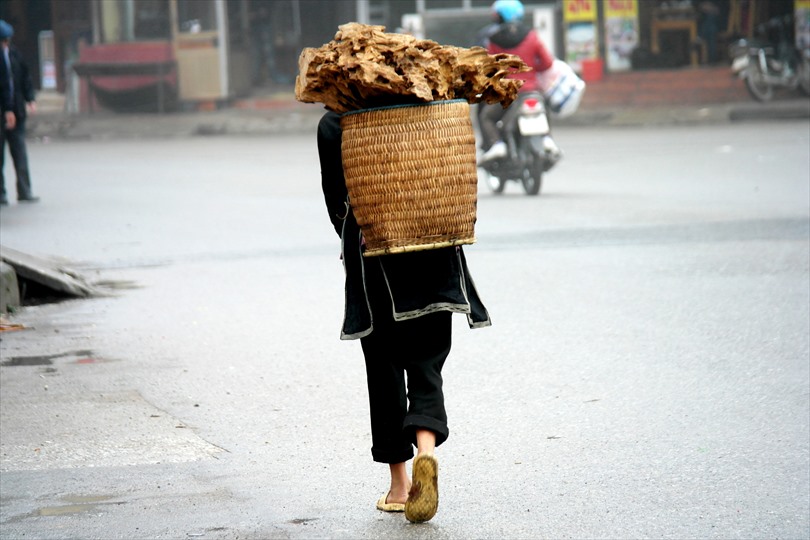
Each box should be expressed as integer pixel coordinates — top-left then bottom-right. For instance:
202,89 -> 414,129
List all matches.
0,117 -> 33,201
479,102 -> 507,150
360,259 -> 452,464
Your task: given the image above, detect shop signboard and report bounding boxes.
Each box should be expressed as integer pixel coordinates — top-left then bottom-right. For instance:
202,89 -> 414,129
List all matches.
39,31 -> 57,90
604,0 -> 638,72
562,0 -> 598,72
797,0 -> 810,51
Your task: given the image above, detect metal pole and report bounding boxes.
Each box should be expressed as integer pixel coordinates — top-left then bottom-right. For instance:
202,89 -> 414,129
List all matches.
91,0 -> 101,44
157,63 -> 164,113
356,0 -> 370,24
215,0 -> 229,98
168,0 -> 178,41
292,0 -> 302,41
122,0 -> 134,41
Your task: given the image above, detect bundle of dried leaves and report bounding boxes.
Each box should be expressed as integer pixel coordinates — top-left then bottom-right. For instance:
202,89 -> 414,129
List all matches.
295,23 -> 529,114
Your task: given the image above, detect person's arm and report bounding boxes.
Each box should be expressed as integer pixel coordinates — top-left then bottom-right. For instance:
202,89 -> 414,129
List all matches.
0,55 -> 15,129
530,30 -> 555,73
317,112 -> 350,237
16,49 -> 35,106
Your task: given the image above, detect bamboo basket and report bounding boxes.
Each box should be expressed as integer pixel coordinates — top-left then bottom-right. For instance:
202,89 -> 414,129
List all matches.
340,100 -> 478,257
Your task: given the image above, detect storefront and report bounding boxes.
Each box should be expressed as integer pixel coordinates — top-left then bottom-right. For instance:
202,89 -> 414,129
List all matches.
2,0 -> 803,113
50,0 -> 357,113
66,0 -> 252,112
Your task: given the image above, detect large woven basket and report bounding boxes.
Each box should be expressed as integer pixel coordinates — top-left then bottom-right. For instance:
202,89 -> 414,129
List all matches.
340,100 -> 478,257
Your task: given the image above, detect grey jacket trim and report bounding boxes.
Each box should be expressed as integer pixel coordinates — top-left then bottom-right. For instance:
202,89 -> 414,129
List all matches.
341,327 -> 372,340
393,302 -> 473,321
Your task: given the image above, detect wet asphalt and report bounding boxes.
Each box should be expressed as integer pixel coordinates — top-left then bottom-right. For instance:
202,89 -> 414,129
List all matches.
1,113 -> 809,539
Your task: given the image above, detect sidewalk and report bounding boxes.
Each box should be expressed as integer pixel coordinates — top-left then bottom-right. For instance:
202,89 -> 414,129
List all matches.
28,66 -> 810,140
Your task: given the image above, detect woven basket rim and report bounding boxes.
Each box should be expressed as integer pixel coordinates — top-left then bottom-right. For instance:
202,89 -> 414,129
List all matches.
363,238 -> 476,257
340,98 -> 468,118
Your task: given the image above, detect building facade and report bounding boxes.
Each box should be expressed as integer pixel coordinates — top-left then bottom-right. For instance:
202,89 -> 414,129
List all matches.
0,0 -> 799,113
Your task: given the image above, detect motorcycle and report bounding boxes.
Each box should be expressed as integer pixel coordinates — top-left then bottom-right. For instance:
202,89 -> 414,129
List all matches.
477,91 -> 560,196
477,60 -> 584,196
730,14 -> 810,102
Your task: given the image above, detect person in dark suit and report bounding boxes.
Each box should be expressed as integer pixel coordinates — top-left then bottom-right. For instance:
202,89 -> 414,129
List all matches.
0,20 -> 38,205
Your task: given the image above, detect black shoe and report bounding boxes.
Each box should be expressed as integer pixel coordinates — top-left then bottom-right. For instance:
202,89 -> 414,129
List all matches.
18,196 -> 40,203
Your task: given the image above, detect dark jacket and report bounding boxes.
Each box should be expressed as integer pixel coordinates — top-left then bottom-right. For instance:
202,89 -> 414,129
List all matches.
0,46 -> 34,118
487,23 -> 554,93
317,111 -> 492,340
0,52 -> 11,113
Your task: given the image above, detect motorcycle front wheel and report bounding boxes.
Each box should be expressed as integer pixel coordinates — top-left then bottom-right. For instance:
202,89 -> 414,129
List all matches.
745,62 -> 774,101
479,167 -> 506,194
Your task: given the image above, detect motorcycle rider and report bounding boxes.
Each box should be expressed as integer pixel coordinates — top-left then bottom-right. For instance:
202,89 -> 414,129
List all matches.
478,0 -> 561,164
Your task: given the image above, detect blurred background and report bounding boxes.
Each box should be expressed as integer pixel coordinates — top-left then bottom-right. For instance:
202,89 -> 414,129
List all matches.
0,0 -> 802,114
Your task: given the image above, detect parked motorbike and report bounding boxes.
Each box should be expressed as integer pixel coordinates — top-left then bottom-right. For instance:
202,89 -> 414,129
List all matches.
730,14 -> 810,102
477,91 -> 561,196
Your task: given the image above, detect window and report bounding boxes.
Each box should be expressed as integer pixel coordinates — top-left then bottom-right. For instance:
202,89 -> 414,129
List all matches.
176,0 -> 216,33
134,0 -> 171,39
98,0 -> 170,42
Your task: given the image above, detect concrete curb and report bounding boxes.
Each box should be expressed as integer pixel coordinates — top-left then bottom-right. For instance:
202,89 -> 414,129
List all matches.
26,98 -> 809,140
557,100 -> 810,127
728,99 -> 810,122
0,246 -> 100,308
27,107 -> 325,140
0,261 -> 20,315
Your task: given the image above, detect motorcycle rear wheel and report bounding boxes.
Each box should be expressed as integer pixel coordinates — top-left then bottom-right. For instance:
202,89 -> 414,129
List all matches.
521,154 -> 543,196
745,63 -> 774,101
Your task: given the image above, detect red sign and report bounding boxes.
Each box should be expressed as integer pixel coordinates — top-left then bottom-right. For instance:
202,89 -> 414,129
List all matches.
564,0 -> 597,22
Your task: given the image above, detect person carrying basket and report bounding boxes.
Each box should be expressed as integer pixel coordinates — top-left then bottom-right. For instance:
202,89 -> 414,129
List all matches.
317,109 -> 492,523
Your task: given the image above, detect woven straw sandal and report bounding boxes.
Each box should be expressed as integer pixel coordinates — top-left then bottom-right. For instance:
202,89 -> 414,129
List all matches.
376,491 -> 405,512
405,454 -> 439,523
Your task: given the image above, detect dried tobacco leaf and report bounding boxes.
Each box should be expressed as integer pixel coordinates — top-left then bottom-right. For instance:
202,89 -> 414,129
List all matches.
295,22 -> 529,113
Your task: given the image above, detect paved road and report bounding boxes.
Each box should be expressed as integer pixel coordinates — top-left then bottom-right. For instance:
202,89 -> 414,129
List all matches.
1,122 -> 808,539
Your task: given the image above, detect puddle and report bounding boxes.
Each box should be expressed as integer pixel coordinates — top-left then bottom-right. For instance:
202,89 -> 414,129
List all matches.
1,357 -> 52,367
1,350 -> 110,367
62,495 -> 117,504
37,494 -> 124,516
289,518 -> 318,525
93,279 -> 141,291
39,504 -> 99,516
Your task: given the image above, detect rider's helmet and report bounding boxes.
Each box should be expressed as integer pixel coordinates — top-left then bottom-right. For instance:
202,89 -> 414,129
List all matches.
492,0 -> 525,24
